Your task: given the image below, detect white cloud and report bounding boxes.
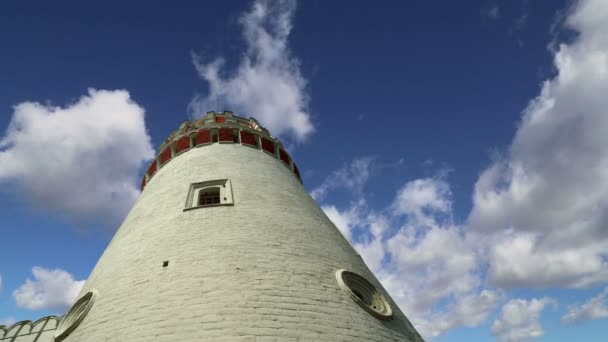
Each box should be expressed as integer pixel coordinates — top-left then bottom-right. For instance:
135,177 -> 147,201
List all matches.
321,201 -> 363,241
0,273 -> 3,294
413,290 -> 503,339
379,179 -> 500,338
0,89 -> 154,224
312,157 -> 375,201
318,172 -> 499,339
562,287 -> 608,324
189,0 -> 313,141
492,297 -> 555,342
13,267 -> 85,312
393,178 -> 452,223
469,0 -> 608,289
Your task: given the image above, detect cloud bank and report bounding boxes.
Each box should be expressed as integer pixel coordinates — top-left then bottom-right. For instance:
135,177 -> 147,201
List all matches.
469,0 -> 608,289
313,160 -> 501,339
315,1 -> 608,337
0,89 -> 155,224
189,0 -> 313,141
13,267 -> 85,312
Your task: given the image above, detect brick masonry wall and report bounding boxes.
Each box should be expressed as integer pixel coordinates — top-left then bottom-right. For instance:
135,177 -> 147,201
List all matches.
63,144 -> 424,342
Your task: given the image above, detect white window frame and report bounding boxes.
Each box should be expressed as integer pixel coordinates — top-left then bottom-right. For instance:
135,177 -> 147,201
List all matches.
184,179 -> 234,211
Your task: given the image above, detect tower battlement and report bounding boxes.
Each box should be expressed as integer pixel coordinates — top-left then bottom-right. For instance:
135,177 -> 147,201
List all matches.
141,111 -> 302,191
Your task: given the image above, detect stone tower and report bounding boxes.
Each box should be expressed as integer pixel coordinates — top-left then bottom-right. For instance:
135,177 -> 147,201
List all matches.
55,111 -> 424,342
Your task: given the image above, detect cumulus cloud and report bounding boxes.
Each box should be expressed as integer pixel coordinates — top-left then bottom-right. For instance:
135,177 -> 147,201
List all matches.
318,166 -> 500,339
0,89 -> 155,224
492,298 -> 555,342
561,287 -> 608,324
13,267 -> 85,312
393,178 -> 452,223
469,0 -> 608,289
189,0 -> 313,141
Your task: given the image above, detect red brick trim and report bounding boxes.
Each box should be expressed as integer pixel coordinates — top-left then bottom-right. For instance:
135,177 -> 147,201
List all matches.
240,130 -> 257,147
175,136 -> 190,154
218,128 -> 234,142
159,147 -> 172,165
141,121 -> 306,190
261,137 -> 275,155
195,130 -> 211,145
147,160 -> 157,177
279,149 -> 290,165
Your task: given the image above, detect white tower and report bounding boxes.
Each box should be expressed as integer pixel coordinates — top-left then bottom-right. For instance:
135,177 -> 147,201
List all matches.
56,111 -> 424,341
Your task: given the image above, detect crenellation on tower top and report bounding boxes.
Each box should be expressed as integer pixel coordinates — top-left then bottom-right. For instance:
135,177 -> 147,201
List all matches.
143,111 -> 301,191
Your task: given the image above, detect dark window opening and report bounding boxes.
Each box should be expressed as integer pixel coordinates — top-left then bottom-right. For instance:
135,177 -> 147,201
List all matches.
198,187 -> 221,206
163,261 -> 169,267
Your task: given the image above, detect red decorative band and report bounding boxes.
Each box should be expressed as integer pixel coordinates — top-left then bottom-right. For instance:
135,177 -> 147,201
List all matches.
261,137 -> 275,154
279,149 -> 290,165
219,128 -> 234,142
175,136 -> 190,154
147,160 -> 157,177
240,130 -> 256,146
159,147 -> 172,164
196,130 -> 211,145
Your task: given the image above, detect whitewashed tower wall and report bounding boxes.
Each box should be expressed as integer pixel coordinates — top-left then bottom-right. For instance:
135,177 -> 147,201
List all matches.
60,112 -> 424,342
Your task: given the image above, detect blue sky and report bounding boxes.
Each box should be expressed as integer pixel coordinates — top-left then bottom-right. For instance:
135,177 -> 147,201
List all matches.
1,0 -> 608,341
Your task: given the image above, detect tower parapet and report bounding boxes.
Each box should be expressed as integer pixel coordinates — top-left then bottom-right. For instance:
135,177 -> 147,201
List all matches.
141,111 -> 302,191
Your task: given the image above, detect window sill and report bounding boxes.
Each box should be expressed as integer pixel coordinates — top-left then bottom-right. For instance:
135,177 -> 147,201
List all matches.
183,203 -> 234,212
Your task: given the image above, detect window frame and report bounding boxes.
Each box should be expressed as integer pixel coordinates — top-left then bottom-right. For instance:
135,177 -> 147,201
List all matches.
184,179 -> 234,211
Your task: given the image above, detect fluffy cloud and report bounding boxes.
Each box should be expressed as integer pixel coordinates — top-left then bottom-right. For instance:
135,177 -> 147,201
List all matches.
13,267 -> 85,312
393,178 -> 452,223
321,202 -> 363,241
492,298 -> 555,342
0,89 -> 154,224
189,0 -> 313,141
469,0 -> 608,289
561,287 -> 608,324
318,166 -> 500,339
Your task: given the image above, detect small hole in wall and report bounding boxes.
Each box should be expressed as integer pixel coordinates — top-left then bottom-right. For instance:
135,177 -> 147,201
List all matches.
163,261 -> 169,267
